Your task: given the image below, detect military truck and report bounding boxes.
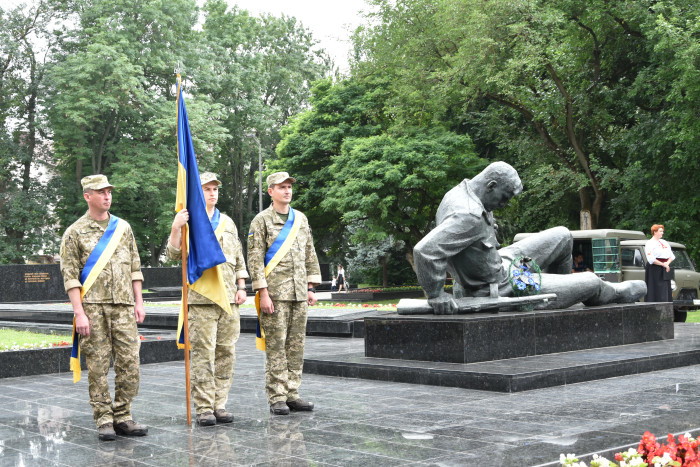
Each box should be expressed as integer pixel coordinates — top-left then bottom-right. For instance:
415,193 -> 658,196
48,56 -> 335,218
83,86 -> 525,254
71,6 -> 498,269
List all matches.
512,229 -> 700,322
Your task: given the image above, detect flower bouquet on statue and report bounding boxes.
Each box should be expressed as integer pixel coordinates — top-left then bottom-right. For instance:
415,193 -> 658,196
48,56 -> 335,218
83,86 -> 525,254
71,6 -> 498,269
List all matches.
508,256 -> 542,297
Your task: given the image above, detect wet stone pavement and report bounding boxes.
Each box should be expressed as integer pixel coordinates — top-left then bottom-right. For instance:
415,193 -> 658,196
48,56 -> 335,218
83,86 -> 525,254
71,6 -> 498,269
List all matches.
1,334 -> 700,466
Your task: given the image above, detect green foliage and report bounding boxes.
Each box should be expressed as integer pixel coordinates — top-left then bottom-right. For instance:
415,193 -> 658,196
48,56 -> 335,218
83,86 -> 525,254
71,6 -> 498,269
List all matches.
0,1 -> 57,263
2,0 -> 699,274
353,0 -> 691,231
325,127 -> 484,248
346,250 -> 417,287
274,75 -> 484,276
198,0 -> 330,243
45,0 -> 214,265
272,77 -> 390,252
610,0 -> 700,259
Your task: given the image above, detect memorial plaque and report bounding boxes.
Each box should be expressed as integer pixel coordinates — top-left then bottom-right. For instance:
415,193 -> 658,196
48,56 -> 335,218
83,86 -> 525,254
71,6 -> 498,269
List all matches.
0,264 -> 66,303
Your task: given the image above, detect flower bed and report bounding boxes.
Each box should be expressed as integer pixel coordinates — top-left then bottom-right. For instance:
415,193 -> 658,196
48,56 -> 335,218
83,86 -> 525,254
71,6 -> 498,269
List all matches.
561,431 -> 699,466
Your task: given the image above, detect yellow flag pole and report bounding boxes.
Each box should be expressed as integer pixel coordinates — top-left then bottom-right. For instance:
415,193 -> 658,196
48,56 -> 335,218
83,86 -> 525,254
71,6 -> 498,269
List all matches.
176,71 -> 192,426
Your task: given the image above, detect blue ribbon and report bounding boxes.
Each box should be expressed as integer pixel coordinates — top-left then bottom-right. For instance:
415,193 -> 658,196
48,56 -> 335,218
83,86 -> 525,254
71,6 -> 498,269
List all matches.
80,215 -> 120,284
264,208 -> 295,266
71,319 -> 80,360
210,208 -> 220,231
257,209 -> 295,341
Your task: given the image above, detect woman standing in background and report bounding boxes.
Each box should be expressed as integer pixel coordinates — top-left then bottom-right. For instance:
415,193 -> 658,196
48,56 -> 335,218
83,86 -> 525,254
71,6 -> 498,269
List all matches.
337,265 -> 345,293
644,224 -> 675,303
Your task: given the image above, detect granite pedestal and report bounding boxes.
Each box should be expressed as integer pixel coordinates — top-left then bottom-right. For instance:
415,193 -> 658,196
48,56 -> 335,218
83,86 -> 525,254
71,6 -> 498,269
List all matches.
366,302 -> 673,364
303,303 -> 700,392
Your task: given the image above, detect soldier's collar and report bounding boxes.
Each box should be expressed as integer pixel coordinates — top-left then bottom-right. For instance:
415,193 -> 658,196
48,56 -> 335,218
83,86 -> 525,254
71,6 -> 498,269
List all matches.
84,210 -> 111,229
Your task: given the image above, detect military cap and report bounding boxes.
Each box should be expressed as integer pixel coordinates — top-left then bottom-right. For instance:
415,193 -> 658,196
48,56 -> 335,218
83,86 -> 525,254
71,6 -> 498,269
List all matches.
200,172 -> 222,186
266,171 -> 296,188
81,174 -> 114,191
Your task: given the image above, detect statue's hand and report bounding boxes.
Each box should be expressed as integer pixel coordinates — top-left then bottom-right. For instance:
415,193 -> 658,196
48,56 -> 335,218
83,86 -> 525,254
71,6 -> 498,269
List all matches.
428,292 -> 458,315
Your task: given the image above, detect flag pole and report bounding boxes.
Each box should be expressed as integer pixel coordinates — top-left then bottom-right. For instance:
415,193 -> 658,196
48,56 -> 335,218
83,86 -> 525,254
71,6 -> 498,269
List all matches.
181,224 -> 191,426
176,72 -> 193,426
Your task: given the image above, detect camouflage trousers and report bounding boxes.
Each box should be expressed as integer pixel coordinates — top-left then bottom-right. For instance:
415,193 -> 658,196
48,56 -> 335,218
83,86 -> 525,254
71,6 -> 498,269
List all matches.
260,300 -> 307,404
80,303 -> 140,427
189,304 -> 240,414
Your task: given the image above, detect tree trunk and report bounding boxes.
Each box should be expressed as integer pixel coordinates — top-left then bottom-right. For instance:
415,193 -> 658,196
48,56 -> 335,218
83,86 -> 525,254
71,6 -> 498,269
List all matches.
578,186 -> 604,229
405,249 -> 416,274
381,256 -> 388,287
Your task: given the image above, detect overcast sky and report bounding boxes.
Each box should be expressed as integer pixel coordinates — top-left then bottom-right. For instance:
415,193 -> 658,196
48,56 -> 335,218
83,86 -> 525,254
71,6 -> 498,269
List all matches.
226,0 -> 369,73
3,0 -> 370,74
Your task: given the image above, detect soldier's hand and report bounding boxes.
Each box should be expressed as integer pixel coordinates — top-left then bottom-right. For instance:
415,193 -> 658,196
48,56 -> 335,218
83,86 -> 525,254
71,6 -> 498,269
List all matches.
75,311 -> 90,336
134,303 -> 145,323
235,289 -> 247,305
172,209 -> 189,229
428,292 -> 458,315
260,293 -> 274,314
307,290 -> 317,306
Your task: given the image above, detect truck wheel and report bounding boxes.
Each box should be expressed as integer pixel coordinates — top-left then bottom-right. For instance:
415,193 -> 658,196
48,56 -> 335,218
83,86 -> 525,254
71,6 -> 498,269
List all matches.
673,310 -> 687,323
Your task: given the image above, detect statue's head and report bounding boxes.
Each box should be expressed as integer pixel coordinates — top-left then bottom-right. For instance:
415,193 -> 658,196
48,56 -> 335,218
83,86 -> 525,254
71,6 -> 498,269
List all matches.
473,162 -> 523,211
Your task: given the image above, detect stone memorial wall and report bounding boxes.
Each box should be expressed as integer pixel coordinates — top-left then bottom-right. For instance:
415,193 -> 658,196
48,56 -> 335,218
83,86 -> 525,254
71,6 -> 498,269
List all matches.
0,265 -> 184,303
0,264 -> 66,303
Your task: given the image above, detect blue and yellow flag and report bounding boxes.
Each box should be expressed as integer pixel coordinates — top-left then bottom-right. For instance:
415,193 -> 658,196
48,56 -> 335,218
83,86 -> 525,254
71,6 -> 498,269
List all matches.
175,76 -> 231,349
175,78 -> 227,284
254,208 -> 300,351
176,211 -> 231,349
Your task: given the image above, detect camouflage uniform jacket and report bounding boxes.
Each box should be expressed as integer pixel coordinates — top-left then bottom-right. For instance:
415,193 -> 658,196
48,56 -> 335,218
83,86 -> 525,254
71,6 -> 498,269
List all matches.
60,211 -> 144,305
167,212 -> 249,305
247,205 -> 322,301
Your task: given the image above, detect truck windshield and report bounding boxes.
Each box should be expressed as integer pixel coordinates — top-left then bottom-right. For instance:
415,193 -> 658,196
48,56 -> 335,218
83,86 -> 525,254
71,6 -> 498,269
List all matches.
672,249 -> 695,270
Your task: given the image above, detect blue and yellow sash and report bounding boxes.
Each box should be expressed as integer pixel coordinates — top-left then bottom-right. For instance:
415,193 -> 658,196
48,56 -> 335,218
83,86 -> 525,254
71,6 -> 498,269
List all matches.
254,208 -> 301,351
177,210 -> 231,349
71,215 -> 127,383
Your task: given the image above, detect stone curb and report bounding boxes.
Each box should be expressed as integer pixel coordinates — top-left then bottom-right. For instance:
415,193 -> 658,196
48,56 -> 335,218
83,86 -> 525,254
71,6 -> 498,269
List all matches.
0,338 -> 183,379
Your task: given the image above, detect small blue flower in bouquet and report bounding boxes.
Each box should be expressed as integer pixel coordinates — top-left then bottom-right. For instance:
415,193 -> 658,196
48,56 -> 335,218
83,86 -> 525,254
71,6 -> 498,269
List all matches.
508,256 -> 542,297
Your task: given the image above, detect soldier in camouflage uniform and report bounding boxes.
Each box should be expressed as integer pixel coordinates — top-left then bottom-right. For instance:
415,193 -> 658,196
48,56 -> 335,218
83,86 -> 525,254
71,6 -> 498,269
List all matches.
60,174 -> 148,441
168,172 -> 249,426
248,172 -> 322,415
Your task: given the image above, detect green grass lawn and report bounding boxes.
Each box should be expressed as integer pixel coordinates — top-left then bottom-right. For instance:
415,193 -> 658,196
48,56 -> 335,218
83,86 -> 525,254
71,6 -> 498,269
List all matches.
0,328 -> 71,351
685,310 -> 700,323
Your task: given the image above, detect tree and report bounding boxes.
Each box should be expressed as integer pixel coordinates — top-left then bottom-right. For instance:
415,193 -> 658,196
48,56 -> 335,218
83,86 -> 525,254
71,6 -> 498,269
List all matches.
46,0 -> 228,265
198,0 -> 330,247
272,76 -> 391,254
324,127 -> 484,270
353,0 -> 681,229
609,0 -> 700,258
0,1 -> 57,263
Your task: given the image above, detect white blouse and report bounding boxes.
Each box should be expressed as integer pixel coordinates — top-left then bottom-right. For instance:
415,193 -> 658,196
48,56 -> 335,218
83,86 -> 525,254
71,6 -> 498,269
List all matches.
645,238 -> 675,264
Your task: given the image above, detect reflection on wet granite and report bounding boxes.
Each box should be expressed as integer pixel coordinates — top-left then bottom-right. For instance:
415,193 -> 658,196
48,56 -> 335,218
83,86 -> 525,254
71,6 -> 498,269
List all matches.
0,334 -> 700,465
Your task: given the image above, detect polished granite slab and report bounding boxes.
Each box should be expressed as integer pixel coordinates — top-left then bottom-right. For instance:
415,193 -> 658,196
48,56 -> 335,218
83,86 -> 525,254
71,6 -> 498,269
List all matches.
366,303 -> 674,364
1,331 -> 700,466
0,296 -> 378,337
307,322 -> 700,392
